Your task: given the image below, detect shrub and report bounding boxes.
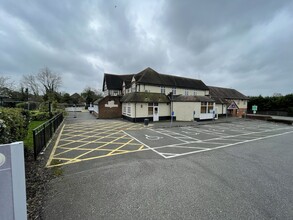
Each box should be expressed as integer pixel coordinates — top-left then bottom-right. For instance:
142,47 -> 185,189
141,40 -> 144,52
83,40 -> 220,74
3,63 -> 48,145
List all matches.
30,111 -> 51,121
16,102 -> 39,110
0,108 -> 30,144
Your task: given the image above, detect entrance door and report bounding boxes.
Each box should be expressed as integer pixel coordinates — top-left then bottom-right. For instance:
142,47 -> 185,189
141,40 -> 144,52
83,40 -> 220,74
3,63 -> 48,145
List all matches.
153,106 -> 159,121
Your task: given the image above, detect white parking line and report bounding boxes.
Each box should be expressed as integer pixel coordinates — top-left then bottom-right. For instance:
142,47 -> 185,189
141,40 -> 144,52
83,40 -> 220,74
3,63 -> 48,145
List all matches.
165,130 -> 293,159
151,128 -> 201,142
123,131 -> 167,159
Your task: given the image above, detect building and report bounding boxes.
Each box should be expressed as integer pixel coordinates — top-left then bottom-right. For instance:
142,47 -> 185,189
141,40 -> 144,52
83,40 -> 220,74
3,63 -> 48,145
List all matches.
98,67 -> 217,122
208,86 -> 249,117
97,67 -> 247,121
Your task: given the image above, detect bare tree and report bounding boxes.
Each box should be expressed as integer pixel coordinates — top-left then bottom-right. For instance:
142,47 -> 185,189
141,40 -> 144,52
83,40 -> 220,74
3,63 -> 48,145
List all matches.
0,76 -> 13,95
21,74 -> 40,96
37,67 -> 62,94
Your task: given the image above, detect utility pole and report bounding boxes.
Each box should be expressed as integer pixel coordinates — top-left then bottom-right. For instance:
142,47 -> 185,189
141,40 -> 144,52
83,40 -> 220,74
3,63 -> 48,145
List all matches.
25,88 -> 29,110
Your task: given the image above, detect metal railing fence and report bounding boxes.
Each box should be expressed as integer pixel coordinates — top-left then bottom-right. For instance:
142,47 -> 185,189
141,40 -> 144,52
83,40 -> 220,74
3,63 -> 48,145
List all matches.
33,113 -> 63,160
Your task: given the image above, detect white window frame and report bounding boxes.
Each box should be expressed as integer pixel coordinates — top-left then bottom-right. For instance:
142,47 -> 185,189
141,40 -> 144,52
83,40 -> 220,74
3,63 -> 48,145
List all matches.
127,103 -> 131,116
160,86 -> 165,94
172,87 -> 176,95
185,89 -> 189,96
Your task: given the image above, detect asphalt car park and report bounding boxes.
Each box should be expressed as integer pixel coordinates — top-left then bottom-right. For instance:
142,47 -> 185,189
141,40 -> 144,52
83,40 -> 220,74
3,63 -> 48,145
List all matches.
125,120 -> 293,159
47,116 -> 293,167
43,114 -> 293,220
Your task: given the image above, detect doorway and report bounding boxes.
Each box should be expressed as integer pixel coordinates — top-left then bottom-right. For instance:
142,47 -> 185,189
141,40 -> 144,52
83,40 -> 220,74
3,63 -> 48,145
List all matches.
153,106 -> 159,121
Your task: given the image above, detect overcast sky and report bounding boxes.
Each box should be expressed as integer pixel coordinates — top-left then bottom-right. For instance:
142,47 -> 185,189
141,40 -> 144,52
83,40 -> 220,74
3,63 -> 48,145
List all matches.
1,0 -> 293,96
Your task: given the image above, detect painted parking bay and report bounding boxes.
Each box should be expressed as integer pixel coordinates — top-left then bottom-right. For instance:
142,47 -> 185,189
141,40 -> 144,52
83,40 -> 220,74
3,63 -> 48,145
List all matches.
46,121 -> 146,167
125,120 -> 293,159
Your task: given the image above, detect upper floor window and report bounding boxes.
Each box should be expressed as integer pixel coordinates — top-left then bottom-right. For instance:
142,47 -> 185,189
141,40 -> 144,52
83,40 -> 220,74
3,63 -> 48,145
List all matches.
160,86 -> 165,94
172,87 -> 176,95
194,91 -> 197,96
185,89 -> 189,96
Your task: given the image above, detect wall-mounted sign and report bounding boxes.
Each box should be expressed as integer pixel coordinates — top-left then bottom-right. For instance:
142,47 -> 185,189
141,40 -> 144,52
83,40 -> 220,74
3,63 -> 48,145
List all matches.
105,100 -> 118,108
227,101 -> 239,110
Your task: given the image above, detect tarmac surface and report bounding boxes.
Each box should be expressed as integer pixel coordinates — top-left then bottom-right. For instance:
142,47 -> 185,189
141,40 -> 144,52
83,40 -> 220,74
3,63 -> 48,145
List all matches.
43,112 -> 293,219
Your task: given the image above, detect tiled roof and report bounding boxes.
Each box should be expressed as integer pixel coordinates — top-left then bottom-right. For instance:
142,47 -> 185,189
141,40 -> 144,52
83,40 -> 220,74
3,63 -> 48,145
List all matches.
121,92 -> 170,103
208,86 -> 248,100
104,67 -> 209,91
212,96 -> 229,104
172,95 -> 214,102
135,67 -> 209,90
103,74 -> 133,91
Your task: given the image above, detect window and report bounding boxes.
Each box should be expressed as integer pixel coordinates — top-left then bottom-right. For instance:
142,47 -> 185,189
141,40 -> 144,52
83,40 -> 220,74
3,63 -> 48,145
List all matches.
201,102 -> 207,113
127,104 -> 131,116
185,89 -> 189,96
208,102 -> 214,113
194,91 -> 197,96
243,100 -> 246,105
161,86 -> 165,94
172,87 -> 176,95
148,103 -> 153,115
123,105 -> 126,115
148,103 -> 158,115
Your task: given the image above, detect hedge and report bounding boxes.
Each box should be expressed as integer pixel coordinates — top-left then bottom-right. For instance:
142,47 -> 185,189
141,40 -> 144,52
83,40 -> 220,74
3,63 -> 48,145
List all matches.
16,102 -> 39,110
30,111 -> 51,121
0,108 -> 30,144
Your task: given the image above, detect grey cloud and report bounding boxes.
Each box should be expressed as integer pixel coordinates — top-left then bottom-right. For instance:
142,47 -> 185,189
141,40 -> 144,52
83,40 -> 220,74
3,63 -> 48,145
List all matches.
0,0 -> 292,95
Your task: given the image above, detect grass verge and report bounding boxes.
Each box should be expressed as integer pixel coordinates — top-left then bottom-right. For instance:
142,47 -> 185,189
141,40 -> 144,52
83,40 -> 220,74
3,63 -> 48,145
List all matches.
24,121 -> 45,150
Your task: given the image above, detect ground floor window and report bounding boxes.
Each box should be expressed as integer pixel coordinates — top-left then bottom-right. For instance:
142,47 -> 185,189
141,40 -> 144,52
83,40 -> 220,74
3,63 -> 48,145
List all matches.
148,102 -> 158,115
208,102 -> 214,113
123,105 -> 126,115
201,102 -> 207,113
126,103 -> 131,116
201,102 -> 214,113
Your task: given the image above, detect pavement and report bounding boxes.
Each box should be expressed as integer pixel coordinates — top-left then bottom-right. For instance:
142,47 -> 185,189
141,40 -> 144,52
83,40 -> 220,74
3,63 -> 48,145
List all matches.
247,114 -> 293,125
43,112 -> 293,220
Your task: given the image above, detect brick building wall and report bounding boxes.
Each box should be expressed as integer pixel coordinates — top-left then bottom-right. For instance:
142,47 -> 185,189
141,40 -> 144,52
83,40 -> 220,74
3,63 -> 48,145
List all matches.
98,96 -> 122,119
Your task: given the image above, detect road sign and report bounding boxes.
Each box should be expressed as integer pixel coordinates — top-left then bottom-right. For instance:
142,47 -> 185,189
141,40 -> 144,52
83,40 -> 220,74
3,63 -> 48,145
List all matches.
252,105 -> 258,111
227,101 -> 239,110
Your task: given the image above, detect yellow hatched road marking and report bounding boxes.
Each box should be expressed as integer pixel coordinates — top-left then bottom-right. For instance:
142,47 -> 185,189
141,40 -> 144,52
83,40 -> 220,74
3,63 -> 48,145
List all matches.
54,131 -> 125,157
47,121 -> 146,167
108,139 -> 134,155
46,124 -> 65,167
69,135 -> 128,161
